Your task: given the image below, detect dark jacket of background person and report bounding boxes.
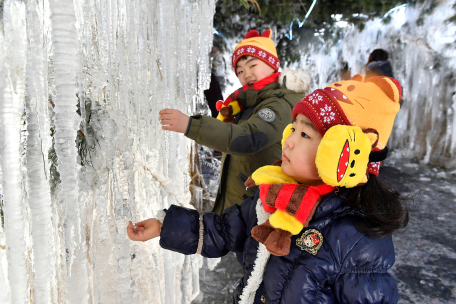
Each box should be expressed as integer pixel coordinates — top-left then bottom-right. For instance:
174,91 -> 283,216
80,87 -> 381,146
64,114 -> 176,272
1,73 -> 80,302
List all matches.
159,190 -> 399,304
366,49 -> 394,79
185,81 -> 303,214
204,73 -> 224,118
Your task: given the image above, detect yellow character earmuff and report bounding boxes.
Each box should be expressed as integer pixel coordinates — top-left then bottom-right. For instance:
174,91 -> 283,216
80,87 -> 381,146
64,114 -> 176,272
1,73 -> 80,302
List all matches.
281,123 -> 294,146
315,125 -> 379,188
282,123 -> 382,188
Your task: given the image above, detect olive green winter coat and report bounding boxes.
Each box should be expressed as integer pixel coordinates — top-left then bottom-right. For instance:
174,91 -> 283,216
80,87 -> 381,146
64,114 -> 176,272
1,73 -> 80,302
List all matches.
185,82 -> 303,214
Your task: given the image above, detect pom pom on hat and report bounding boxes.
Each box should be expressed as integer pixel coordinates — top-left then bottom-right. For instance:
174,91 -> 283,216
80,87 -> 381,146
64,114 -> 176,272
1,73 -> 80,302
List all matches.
244,30 -> 259,39
244,29 -> 272,39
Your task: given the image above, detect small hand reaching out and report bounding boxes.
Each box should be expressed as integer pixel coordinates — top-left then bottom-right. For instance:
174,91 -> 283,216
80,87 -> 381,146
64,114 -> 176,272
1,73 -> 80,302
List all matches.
159,109 -> 190,133
127,219 -> 162,242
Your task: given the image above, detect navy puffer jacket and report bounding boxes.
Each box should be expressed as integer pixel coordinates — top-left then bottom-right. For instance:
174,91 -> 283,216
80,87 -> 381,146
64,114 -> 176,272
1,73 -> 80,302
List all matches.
160,190 -> 399,304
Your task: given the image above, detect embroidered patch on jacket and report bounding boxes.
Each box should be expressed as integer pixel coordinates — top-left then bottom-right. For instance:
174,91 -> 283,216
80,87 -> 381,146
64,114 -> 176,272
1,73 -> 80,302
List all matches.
296,229 -> 323,255
258,108 -> 276,122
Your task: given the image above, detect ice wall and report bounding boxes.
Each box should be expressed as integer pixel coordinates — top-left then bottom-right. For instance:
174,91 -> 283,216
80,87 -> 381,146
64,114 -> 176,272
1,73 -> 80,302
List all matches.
298,1 -> 456,167
0,0 -> 216,303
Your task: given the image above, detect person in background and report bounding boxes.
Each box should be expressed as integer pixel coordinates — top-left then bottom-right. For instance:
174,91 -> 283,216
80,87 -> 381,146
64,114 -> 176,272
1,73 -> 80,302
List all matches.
365,48 -> 394,79
205,46 -> 225,118
159,29 -> 308,214
205,73 -> 224,118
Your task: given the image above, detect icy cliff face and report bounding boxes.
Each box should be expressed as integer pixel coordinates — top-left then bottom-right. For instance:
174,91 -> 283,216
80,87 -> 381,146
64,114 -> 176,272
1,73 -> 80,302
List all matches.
0,0 -> 216,303
298,1 -> 456,167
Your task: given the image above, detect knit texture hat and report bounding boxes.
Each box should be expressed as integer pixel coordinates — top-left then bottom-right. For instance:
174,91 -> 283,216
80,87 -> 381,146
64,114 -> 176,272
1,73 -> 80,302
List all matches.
292,74 -> 402,175
232,29 -> 280,74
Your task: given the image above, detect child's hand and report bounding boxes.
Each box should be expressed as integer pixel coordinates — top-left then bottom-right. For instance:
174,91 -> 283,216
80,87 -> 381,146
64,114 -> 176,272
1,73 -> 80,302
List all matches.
127,219 -> 162,242
159,109 -> 190,133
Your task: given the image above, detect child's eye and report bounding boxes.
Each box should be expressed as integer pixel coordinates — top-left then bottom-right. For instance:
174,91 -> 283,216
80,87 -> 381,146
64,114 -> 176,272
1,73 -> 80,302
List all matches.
301,132 -> 309,138
250,64 -> 256,69
237,71 -> 243,75
291,128 -> 295,132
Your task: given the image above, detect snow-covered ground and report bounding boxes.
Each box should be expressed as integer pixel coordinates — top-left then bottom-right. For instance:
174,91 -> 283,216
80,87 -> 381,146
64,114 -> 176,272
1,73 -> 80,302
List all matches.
385,158 -> 456,304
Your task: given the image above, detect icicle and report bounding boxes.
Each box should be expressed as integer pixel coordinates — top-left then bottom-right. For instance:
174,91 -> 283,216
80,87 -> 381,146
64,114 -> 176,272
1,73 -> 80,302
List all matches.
0,1 -> 28,303
25,0 -> 55,302
48,0 -> 88,301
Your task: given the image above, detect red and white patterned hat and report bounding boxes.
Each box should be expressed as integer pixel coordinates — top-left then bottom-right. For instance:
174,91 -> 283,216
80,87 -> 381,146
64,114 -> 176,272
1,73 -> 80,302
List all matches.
232,29 -> 280,74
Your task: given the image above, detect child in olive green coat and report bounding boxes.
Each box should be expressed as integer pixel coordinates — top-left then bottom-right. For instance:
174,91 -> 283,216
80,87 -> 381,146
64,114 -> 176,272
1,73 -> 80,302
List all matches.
159,29 -> 309,213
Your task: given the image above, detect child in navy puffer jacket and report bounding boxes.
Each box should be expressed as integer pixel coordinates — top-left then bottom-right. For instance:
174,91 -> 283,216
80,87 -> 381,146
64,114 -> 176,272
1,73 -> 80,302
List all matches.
128,74 -> 409,304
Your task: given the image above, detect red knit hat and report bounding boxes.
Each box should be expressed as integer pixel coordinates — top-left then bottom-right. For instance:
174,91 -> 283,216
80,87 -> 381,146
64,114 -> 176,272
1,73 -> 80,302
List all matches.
232,29 -> 280,74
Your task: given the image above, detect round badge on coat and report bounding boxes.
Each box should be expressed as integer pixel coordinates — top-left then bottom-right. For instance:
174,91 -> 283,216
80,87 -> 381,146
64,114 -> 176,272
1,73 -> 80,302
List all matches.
258,108 -> 276,122
296,229 -> 323,255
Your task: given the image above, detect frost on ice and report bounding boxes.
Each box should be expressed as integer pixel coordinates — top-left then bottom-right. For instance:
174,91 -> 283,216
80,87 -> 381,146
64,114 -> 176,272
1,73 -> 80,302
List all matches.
0,0 -> 216,303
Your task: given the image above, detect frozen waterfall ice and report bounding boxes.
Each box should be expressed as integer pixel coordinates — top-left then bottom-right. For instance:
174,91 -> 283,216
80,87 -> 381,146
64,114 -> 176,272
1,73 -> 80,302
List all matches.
0,0 -> 216,303
1,1 -> 28,303
296,1 -> 456,167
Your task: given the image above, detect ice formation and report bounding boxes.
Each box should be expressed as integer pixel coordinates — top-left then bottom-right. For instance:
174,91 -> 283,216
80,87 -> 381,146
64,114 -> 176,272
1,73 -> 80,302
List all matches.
297,1 -> 456,167
0,0 -> 216,303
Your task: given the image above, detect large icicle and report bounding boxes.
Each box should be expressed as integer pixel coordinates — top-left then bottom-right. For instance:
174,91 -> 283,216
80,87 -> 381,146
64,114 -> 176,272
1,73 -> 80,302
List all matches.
0,1 -> 28,303
25,0 -> 55,302
48,0 -> 88,301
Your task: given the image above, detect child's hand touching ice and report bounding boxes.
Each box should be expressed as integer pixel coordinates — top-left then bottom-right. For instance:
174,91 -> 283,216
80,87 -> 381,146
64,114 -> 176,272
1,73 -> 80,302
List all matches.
159,109 -> 190,133
127,219 -> 162,242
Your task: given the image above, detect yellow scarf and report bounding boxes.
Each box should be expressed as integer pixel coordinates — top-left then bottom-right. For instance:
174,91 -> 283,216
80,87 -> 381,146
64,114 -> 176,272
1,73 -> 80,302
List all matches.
246,162 -> 335,256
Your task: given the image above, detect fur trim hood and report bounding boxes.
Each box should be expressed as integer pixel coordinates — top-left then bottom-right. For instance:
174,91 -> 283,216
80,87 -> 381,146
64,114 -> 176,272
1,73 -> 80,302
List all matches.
279,67 -> 311,94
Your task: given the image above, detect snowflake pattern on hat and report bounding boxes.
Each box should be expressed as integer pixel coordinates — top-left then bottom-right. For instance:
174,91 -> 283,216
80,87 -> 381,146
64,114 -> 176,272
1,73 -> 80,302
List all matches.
308,92 -> 323,105
295,89 -> 351,135
320,105 -> 336,124
370,162 -> 380,169
368,161 -> 381,176
232,44 -> 280,73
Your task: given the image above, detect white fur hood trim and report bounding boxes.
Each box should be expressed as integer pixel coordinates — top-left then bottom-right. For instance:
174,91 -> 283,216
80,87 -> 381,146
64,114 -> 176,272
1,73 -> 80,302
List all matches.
238,199 -> 271,304
279,67 -> 311,94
